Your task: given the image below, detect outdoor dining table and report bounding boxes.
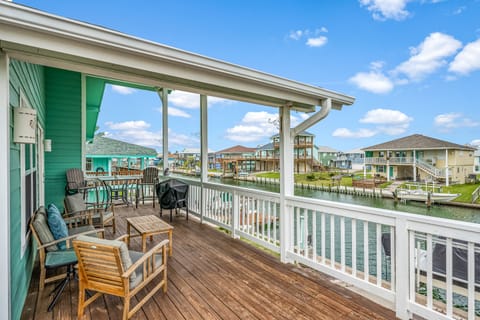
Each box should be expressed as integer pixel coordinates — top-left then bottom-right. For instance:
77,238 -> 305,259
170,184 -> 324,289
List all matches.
86,175 -> 142,206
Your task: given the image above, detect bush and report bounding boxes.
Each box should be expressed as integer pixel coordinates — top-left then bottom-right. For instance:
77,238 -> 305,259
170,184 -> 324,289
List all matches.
306,173 -> 317,181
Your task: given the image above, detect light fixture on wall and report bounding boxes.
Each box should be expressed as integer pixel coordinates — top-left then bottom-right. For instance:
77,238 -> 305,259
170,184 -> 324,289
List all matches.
13,107 -> 37,144
44,139 -> 52,152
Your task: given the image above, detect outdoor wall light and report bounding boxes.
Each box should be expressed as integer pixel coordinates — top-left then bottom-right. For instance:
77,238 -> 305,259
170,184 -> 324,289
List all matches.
44,139 -> 52,152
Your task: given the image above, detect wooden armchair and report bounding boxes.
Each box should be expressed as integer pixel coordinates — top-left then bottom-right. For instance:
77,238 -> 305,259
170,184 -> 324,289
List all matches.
73,234 -> 168,320
64,181 -> 116,234
30,206 -> 101,310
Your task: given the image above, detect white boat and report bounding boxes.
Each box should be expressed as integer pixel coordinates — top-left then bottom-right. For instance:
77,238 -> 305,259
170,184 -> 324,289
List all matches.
395,189 -> 460,203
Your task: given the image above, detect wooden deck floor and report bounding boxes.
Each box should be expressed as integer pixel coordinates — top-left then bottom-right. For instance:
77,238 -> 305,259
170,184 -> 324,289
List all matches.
21,205 -> 396,320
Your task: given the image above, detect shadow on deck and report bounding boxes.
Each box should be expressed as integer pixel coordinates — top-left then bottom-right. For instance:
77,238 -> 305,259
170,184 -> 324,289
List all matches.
21,205 -> 396,320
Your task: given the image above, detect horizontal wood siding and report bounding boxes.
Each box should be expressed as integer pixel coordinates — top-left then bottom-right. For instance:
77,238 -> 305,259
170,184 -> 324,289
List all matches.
45,68 -> 82,210
9,59 -> 45,320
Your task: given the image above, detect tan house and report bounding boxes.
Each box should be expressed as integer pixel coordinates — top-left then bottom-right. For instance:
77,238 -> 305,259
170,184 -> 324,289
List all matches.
362,134 -> 476,185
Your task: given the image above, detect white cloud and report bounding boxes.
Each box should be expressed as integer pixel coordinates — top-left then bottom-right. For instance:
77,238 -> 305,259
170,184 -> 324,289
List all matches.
452,6 -> 466,15
306,36 -> 328,47
332,128 -> 378,138
105,120 -> 150,130
470,139 -> 480,147
394,32 -> 462,81
434,113 -> 480,131
167,107 -> 191,118
288,27 -> 328,48
225,111 -> 279,143
111,85 -> 136,95
349,71 -> 394,94
289,30 -> 304,40
332,108 -> 412,139
449,39 -> 480,75
169,90 -> 228,109
104,121 -> 199,151
359,0 -> 410,21
360,108 -> 413,125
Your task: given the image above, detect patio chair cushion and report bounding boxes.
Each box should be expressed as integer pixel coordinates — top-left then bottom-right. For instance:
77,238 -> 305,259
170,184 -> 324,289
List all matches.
65,193 -> 87,213
45,249 -> 78,269
129,251 -> 163,289
47,204 -> 68,250
32,207 -> 58,252
75,235 -> 136,285
68,225 -> 97,237
92,210 -> 114,225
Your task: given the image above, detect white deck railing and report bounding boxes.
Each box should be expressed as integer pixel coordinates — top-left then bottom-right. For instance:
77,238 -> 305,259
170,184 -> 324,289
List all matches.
183,178 -> 480,319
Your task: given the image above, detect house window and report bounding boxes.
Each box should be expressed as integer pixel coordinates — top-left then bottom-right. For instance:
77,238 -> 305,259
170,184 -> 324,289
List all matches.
19,93 -> 39,255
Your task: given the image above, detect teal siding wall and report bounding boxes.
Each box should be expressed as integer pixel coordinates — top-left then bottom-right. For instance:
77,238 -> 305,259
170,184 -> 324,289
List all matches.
9,60 -> 46,320
93,158 -> 109,172
45,68 -> 82,210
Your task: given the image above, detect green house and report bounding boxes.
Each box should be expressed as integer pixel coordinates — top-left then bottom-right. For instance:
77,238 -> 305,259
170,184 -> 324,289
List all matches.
86,134 -> 157,175
0,3 -> 353,320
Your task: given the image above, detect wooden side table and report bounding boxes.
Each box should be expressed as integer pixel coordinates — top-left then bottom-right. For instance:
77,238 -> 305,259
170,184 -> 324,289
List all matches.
126,215 -> 173,256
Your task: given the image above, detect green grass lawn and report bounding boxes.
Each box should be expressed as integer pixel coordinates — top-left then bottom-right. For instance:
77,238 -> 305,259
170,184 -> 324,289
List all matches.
443,183 -> 480,203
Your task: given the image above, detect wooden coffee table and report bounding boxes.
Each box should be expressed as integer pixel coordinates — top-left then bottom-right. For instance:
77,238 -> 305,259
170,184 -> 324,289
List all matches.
126,215 -> 173,255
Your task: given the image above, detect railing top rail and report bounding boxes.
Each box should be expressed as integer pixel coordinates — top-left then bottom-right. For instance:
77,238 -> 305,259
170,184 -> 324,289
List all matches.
181,177 -> 281,200
286,194 -> 480,235
179,175 -> 480,236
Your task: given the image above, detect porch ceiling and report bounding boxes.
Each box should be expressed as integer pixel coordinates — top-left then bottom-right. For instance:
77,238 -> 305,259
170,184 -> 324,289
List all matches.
0,2 -> 355,112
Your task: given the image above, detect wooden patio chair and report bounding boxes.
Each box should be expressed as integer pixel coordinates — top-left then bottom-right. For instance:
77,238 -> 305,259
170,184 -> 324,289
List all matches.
30,206 -> 101,310
65,168 -> 90,196
73,234 -> 168,320
64,179 -> 116,234
137,167 -> 159,208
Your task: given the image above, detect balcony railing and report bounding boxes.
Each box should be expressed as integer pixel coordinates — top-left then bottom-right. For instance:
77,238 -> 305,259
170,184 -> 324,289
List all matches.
364,157 -> 415,165
183,178 -> 480,319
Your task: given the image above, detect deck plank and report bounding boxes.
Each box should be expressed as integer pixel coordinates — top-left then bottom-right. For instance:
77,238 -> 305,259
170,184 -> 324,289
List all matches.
21,205 -> 396,320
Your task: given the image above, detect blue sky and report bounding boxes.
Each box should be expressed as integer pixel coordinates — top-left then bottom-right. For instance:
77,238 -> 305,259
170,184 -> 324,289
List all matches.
16,0 -> 480,153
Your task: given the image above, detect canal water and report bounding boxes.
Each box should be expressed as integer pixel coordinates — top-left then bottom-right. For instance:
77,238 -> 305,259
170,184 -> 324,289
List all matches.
219,178 -> 480,223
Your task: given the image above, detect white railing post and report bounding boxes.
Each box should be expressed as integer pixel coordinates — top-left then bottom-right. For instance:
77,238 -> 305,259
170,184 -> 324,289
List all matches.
279,105 -> 294,263
395,216 -> 410,319
232,190 -> 239,239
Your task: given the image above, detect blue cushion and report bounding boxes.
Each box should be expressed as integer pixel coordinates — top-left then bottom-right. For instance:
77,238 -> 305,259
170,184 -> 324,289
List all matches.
47,203 -> 68,250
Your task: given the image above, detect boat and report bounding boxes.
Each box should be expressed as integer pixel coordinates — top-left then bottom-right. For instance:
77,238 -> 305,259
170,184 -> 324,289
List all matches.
395,189 -> 460,203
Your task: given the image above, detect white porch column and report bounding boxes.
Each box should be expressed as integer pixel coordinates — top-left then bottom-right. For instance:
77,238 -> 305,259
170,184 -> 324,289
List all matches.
159,88 -> 169,173
413,150 -> 416,182
0,52 -> 11,320
363,151 -> 366,178
200,95 -> 208,224
279,105 -> 294,263
81,74 -> 86,171
445,149 -> 449,187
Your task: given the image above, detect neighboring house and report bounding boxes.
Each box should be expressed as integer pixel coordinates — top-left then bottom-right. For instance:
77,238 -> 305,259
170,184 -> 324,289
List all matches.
85,134 -> 157,175
317,146 -> 339,167
177,148 -> 215,169
271,131 -> 319,173
255,142 -> 277,172
332,148 -> 364,171
474,148 -> 480,174
215,145 -> 257,172
362,134 -> 476,185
